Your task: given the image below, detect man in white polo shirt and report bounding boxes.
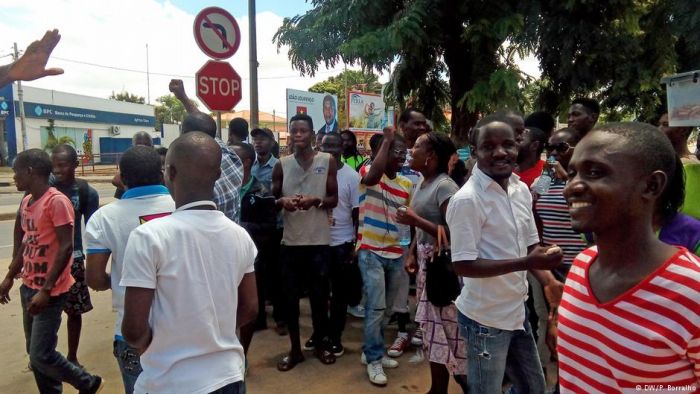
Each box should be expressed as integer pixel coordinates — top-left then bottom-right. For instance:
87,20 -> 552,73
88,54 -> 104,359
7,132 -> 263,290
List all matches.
121,132 -> 258,394
447,116 -> 564,393
85,146 -> 175,393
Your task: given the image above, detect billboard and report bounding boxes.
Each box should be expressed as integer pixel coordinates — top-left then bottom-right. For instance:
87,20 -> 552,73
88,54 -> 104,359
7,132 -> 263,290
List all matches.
663,70 -> 700,127
348,92 -> 389,132
286,89 -> 338,134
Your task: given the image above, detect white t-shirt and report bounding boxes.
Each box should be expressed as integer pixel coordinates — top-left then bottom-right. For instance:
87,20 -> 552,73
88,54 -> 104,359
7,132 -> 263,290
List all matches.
85,185 -> 175,337
120,207 -> 257,394
446,166 -> 540,331
330,164 -> 360,246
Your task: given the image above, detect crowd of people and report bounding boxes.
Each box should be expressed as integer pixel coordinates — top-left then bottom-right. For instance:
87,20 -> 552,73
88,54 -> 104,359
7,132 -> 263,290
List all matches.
0,29 -> 699,394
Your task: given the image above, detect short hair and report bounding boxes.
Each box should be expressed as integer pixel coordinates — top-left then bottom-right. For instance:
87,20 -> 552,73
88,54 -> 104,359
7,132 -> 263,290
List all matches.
132,131 -> 153,147
552,127 -> 582,146
155,147 -> 168,156
322,95 -> 336,112
526,127 -> 547,155
572,97 -> 600,115
182,112 -> 217,137
322,132 -> 342,143
290,113 -> 314,131
229,118 -> 249,141
369,133 -> 383,153
119,146 -> 162,189
525,111 -> 556,136
423,133 -> 457,174
398,108 -> 423,124
592,122 -> 680,221
52,144 -> 78,163
230,142 -> 255,163
16,149 -> 52,177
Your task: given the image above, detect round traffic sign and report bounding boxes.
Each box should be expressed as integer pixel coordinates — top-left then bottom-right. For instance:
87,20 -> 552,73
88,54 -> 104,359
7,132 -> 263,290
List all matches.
193,7 -> 241,60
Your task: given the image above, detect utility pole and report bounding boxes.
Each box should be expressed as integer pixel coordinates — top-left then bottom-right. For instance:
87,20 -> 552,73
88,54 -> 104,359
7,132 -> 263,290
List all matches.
13,43 -> 28,151
249,0 -> 259,128
146,44 -> 151,104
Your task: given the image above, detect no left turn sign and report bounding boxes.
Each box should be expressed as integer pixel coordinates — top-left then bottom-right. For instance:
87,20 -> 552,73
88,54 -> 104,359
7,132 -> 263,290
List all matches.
193,7 -> 241,60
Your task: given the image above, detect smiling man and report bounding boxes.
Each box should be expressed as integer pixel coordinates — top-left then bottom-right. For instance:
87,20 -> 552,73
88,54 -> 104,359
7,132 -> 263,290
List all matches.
447,116 -> 564,393
557,122 -> 700,393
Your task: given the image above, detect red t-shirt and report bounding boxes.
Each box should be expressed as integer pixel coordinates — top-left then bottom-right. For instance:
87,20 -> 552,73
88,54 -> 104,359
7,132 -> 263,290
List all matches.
558,246 -> 700,393
515,160 -> 545,188
20,187 -> 75,296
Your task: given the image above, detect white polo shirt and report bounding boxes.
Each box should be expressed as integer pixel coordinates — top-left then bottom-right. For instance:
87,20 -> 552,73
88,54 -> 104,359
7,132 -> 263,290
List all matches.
85,185 -> 175,337
120,207 -> 257,394
447,165 -> 540,331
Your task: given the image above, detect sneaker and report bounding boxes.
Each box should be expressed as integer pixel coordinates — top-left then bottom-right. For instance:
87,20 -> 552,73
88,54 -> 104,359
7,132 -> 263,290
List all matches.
303,337 -> 317,351
347,305 -> 365,318
367,360 -> 387,386
79,376 -> 105,394
411,328 -> 424,346
387,335 -> 409,357
360,352 -> 399,369
330,342 -> 345,357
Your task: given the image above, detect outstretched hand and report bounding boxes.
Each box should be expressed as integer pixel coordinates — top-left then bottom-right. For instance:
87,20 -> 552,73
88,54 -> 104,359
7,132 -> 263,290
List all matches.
9,29 -> 64,82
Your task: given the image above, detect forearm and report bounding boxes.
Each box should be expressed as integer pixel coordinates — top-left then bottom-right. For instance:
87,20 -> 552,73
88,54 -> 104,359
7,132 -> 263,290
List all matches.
124,325 -> 152,353
42,245 -> 72,291
412,216 -> 439,239
320,194 -> 338,209
86,270 -> 110,291
5,245 -> 25,280
529,269 -> 557,286
363,140 -> 391,186
453,257 -> 527,278
173,92 -> 198,114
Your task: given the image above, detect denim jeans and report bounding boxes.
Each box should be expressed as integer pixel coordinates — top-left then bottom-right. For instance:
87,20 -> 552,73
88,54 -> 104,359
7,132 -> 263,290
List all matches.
209,380 -> 246,394
114,338 -> 142,394
357,249 -> 404,363
458,312 -> 545,394
20,285 -> 98,393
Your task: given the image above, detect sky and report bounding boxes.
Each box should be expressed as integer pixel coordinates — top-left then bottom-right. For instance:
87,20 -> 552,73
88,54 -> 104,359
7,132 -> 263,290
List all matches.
0,0 -> 539,118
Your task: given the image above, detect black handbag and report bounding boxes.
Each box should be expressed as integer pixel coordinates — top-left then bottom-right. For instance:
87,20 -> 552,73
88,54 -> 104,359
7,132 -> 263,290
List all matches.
426,225 -> 461,307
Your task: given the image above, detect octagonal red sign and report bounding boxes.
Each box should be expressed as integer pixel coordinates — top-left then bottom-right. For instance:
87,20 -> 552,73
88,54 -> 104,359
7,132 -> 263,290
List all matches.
196,60 -> 242,112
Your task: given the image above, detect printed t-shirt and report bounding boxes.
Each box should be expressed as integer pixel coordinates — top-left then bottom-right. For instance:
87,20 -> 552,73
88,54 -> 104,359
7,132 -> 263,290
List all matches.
558,246 -> 700,393
120,208 -> 257,394
20,187 -> 75,296
85,185 -> 175,336
357,165 -> 413,259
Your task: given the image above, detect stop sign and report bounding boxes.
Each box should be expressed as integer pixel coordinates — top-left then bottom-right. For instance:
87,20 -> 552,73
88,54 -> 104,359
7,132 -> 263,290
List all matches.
196,60 -> 242,112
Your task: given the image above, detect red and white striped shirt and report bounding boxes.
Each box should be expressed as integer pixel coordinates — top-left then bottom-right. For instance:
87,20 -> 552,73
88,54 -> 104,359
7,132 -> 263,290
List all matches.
558,246 -> 700,393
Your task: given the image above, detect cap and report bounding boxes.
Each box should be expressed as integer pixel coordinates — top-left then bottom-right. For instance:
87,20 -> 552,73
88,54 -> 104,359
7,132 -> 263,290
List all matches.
251,128 -> 274,140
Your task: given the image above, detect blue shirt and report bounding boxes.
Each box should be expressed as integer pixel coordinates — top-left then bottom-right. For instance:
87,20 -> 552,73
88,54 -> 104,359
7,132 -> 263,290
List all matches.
252,155 -> 278,191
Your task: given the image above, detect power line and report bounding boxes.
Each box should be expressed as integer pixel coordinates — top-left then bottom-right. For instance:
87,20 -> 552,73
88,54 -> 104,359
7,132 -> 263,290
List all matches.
51,56 -> 341,80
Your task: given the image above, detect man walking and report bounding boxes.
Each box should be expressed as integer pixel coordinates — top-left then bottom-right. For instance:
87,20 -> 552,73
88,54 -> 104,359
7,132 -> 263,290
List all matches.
1,149 -> 103,394
51,144 -> 99,368
85,146 -> 174,393
121,132 -> 258,394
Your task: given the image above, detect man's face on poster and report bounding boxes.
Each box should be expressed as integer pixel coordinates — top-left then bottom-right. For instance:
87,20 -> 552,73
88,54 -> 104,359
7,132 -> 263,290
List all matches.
323,99 -> 335,125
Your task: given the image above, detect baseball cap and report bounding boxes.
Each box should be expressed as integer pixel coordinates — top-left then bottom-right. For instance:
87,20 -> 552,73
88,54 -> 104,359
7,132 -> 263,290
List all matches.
251,128 -> 274,140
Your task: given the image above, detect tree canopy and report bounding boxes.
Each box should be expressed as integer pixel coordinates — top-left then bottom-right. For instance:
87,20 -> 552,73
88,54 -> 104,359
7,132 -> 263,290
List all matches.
108,91 -> 145,104
275,0 -> 699,142
153,94 -> 197,130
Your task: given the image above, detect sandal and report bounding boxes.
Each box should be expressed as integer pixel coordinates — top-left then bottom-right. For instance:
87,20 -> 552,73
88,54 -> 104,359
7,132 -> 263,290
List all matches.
315,348 -> 337,365
277,353 -> 305,372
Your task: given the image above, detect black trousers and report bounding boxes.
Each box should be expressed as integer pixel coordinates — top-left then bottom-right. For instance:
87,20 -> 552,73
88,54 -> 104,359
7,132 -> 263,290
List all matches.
328,242 -> 355,343
280,245 -> 331,341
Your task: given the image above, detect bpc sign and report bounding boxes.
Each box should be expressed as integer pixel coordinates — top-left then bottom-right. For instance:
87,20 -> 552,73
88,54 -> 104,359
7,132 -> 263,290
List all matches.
196,60 -> 242,112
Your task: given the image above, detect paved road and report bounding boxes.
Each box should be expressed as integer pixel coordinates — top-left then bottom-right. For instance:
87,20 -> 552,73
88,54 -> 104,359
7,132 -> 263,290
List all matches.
0,183 -> 115,260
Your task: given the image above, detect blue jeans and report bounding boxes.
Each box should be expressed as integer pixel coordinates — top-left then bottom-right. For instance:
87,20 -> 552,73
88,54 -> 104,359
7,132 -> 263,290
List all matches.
458,312 -> 545,394
209,380 -> 246,394
20,285 -> 98,393
114,338 -> 142,394
357,249 -> 404,363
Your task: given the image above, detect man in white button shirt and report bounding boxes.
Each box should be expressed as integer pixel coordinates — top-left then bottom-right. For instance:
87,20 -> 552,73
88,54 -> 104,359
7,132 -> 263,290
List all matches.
447,116 -> 564,393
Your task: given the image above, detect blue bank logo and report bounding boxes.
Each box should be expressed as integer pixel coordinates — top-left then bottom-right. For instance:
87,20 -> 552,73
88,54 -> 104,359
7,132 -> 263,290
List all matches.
0,102 -> 7,111
34,105 -> 43,116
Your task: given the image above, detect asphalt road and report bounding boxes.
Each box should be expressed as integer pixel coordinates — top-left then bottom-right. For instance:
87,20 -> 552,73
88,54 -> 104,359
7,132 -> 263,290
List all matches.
0,183 -> 115,260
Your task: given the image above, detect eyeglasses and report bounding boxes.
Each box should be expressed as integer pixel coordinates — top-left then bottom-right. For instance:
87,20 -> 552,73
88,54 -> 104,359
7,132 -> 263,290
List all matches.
545,142 -> 573,153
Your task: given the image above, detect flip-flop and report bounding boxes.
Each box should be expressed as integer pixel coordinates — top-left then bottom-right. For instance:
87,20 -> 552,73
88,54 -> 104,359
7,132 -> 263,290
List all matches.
277,354 -> 305,372
315,348 -> 336,365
